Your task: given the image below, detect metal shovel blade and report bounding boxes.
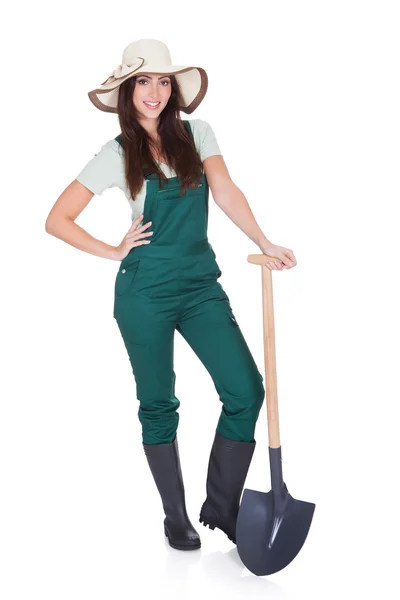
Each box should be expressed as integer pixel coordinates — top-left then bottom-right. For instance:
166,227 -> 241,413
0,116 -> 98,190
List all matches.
236,486 -> 315,576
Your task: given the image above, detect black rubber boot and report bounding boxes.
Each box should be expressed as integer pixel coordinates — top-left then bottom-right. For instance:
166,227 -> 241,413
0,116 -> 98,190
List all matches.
199,432 -> 256,543
143,436 -> 201,551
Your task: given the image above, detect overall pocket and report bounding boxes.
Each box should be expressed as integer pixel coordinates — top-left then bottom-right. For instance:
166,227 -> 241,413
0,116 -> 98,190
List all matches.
115,259 -> 141,297
157,182 -> 204,195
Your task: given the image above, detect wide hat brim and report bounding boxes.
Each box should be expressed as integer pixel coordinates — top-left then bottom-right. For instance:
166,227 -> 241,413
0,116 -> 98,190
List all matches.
88,60 -> 208,115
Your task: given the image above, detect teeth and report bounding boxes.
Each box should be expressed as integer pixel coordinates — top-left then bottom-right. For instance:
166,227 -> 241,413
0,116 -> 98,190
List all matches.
144,102 -> 160,106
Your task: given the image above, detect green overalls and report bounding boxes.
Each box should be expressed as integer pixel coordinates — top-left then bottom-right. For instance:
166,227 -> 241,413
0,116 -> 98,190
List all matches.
113,121 -> 265,445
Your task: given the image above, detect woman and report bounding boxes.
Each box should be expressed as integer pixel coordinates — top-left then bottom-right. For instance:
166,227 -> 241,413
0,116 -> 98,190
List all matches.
45,39 -> 297,552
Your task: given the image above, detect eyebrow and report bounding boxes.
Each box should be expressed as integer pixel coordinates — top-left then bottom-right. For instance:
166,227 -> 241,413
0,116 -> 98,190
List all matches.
138,74 -> 171,80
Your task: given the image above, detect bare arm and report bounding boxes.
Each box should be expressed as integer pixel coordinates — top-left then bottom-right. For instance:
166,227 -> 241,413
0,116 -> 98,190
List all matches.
45,180 -> 153,261
203,155 -> 296,269
203,155 -> 272,249
44,179 -> 121,260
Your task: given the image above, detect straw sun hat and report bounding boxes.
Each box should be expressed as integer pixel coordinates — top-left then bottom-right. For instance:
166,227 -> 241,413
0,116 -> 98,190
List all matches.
88,38 -> 208,114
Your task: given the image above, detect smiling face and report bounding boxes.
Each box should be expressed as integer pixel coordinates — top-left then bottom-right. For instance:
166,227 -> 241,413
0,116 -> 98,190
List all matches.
132,73 -> 172,122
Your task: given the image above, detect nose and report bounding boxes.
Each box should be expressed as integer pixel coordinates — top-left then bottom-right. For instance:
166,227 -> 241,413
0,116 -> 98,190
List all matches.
148,81 -> 162,99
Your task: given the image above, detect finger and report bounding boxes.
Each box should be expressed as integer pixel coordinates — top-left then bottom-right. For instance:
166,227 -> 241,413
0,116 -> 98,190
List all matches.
278,252 -> 294,268
131,239 -> 152,248
131,213 -> 143,223
134,221 -> 153,233
126,230 -> 153,242
128,220 -> 152,236
129,214 -> 144,229
285,250 -> 297,266
135,220 -> 153,232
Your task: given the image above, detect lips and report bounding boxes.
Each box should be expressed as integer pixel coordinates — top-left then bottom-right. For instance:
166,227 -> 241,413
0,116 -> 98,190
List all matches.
144,101 -> 160,109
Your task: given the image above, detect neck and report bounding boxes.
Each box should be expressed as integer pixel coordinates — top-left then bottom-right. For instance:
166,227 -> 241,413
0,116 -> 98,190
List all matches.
138,116 -> 160,138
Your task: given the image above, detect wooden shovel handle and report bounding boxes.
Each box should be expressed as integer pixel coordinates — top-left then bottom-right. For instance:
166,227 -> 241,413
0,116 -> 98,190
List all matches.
247,253 -> 281,448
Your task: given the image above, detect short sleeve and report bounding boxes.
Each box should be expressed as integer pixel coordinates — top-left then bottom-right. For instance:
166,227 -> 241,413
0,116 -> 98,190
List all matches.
193,119 -> 223,162
75,140 -> 121,195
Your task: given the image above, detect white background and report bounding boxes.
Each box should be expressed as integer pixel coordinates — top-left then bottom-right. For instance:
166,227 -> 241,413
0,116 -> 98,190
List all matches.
1,1 -> 399,598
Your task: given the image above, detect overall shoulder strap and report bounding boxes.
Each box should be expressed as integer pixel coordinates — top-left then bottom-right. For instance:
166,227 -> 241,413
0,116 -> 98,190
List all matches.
183,119 -> 194,142
114,133 -> 124,149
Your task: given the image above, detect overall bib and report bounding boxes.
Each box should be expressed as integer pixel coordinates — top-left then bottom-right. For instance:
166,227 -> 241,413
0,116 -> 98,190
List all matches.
113,121 -> 265,445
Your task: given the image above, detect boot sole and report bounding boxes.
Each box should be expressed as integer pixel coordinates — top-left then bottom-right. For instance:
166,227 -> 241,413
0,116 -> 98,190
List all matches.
164,527 -> 201,551
199,515 -> 236,543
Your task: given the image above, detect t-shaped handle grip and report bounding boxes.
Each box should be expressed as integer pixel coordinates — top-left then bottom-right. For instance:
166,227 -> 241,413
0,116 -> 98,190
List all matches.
247,253 -> 282,266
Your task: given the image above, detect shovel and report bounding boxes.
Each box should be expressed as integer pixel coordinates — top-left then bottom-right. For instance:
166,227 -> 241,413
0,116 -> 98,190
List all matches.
235,253 -> 316,576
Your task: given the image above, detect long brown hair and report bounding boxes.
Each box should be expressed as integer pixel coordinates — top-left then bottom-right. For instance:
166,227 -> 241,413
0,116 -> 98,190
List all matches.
116,74 -> 203,199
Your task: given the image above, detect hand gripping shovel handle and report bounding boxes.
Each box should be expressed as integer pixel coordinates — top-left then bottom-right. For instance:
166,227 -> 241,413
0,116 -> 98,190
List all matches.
247,253 -> 285,499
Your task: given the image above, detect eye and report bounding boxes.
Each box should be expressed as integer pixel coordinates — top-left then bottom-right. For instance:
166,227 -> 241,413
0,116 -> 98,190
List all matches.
138,79 -> 170,86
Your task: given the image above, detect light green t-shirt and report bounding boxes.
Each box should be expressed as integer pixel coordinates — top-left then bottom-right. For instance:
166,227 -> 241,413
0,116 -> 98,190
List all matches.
75,118 -> 222,223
